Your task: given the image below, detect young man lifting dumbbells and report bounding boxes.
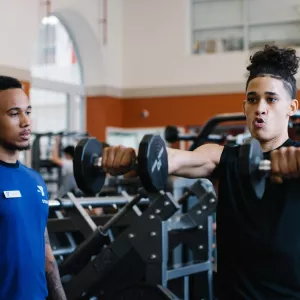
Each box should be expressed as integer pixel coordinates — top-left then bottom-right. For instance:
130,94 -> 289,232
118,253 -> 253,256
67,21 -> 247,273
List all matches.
102,45 -> 300,299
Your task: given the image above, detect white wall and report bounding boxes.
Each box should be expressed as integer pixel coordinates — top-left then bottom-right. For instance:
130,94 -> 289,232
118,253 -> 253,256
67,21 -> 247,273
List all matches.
51,0 -> 124,88
0,0 -> 299,94
0,0 -> 124,88
122,0 -> 300,90
0,0 -> 40,75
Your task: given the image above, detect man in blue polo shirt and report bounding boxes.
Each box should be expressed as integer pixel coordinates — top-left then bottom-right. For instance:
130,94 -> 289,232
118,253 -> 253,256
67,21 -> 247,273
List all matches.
0,76 -> 66,300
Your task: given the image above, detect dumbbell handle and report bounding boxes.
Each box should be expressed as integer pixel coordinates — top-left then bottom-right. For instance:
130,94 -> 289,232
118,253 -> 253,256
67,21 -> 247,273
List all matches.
258,159 -> 271,172
94,157 -> 138,171
94,157 -> 103,167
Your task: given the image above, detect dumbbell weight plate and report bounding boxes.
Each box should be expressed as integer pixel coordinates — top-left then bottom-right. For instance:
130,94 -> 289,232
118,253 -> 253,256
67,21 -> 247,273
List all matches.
73,138 -> 105,196
74,134 -> 168,196
137,134 -> 168,193
239,138 -> 266,199
164,126 -> 179,143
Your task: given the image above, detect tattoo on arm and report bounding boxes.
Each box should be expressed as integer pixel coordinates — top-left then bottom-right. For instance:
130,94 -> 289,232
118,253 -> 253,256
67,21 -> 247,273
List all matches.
45,229 -> 67,300
45,229 -> 50,244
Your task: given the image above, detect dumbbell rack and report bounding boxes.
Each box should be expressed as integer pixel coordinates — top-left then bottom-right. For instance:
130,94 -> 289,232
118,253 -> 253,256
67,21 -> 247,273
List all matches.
53,182 -> 216,300
48,194 -> 151,258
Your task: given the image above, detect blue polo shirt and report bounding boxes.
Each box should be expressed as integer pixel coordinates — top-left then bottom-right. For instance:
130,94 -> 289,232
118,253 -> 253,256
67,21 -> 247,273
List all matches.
0,160 -> 49,300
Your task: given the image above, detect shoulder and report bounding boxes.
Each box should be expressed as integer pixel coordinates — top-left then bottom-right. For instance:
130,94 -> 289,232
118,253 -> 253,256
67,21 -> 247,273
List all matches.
63,158 -> 72,165
18,163 -> 46,186
61,159 -> 73,174
220,144 -> 241,161
61,158 -> 72,167
212,144 -> 240,178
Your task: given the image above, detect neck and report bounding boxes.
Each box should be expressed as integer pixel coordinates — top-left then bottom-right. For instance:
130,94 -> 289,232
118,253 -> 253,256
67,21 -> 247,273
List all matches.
0,145 -> 19,163
260,132 -> 289,152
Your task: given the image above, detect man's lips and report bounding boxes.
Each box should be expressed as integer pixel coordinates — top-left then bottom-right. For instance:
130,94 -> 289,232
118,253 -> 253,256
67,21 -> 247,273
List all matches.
19,130 -> 31,140
253,117 -> 265,129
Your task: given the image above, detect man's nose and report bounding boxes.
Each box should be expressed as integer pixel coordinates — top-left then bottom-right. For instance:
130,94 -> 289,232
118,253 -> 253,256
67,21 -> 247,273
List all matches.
256,99 -> 267,115
20,113 -> 31,127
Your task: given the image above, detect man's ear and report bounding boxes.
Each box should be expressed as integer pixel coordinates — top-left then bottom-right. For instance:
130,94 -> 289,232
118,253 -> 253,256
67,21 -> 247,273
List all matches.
243,100 -> 246,115
288,99 -> 298,116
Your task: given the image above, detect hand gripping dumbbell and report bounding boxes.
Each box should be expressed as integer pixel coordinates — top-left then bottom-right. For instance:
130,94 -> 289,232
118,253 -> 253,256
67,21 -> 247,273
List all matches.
73,134 -> 169,196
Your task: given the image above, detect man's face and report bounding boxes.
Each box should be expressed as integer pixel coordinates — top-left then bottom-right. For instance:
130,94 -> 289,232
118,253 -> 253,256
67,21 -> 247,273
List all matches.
243,76 -> 298,142
0,88 -> 32,151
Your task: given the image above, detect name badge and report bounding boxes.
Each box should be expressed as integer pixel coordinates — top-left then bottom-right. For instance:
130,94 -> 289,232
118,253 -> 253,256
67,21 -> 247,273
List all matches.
3,190 -> 22,198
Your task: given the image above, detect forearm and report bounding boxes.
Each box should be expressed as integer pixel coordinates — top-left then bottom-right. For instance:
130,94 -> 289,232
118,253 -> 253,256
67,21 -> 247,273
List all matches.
52,140 -> 59,160
167,144 -> 223,178
46,258 -> 66,300
45,230 -> 67,300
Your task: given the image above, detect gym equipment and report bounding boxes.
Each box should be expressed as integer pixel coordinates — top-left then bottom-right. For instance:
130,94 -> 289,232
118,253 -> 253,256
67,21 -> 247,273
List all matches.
48,197 -> 149,234
165,113 -> 247,149
226,131 -> 251,146
48,195 -> 149,211
165,126 -> 196,143
31,132 -> 55,171
48,193 -> 150,258
239,138 -> 270,199
73,134 -> 168,196
58,188 -> 149,275
189,112 -> 246,150
164,126 -> 225,144
31,131 -> 89,198
61,180 -> 216,300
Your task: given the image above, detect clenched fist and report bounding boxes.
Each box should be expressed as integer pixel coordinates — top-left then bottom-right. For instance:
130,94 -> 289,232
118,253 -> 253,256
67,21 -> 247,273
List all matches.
102,145 -> 137,177
270,146 -> 300,183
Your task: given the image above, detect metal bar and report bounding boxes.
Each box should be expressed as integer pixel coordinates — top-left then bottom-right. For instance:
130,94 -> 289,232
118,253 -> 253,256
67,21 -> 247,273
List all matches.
121,190 -> 142,216
189,113 -> 246,150
166,261 -> 210,281
49,196 -> 149,210
52,247 -> 75,256
207,216 -> 214,300
47,218 -> 78,233
47,214 -> 132,233
161,221 -> 169,288
101,191 -> 144,234
67,192 -> 97,233
184,276 -> 189,300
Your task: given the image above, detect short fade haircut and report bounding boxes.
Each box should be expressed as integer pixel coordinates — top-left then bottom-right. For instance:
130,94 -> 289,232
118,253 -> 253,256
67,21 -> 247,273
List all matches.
63,145 -> 75,158
0,76 -> 22,91
246,45 -> 300,99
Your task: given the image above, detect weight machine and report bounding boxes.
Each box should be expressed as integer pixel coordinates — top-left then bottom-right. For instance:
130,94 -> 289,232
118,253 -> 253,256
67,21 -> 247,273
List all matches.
47,179 -> 216,300
31,131 -> 88,197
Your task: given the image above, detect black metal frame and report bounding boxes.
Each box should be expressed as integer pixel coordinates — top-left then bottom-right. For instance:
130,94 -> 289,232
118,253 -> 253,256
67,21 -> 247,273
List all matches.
58,180 -> 216,300
189,112 -> 246,150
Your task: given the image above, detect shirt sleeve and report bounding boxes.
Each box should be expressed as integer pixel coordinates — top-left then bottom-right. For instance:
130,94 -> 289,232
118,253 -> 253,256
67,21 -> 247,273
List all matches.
61,159 -> 73,175
213,144 -> 240,179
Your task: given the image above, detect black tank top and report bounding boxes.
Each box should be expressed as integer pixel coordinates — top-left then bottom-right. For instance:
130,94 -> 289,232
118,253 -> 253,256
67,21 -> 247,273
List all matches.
216,139 -> 300,300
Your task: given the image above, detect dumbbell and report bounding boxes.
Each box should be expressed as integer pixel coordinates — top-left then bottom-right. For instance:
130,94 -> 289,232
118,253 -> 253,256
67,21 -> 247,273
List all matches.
239,138 -> 271,199
73,134 -> 168,196
164,125 -> 225,145
164,125 -> 197,143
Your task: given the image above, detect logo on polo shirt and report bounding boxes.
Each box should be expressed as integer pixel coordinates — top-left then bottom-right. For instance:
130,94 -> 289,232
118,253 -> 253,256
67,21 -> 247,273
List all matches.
37,185 -> 45,196
37,185 -> 48,205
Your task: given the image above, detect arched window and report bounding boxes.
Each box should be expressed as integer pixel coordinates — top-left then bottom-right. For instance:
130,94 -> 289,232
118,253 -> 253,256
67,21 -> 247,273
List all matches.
27,15 -> 86,195
30,15 -> 85,134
